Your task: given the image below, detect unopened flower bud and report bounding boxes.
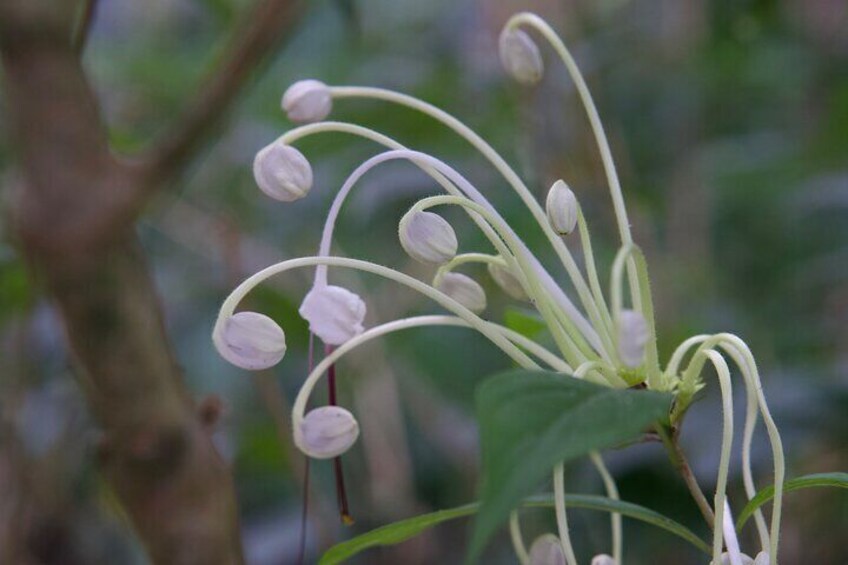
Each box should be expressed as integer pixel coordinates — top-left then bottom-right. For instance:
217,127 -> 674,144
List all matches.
216,311 -> 286,370
618,309 -> 649,368
253,142 -> 312,202
399,210 -> 458,264
528,534 -> 565,565
753,553 -> 769,565
591,555 -> 616,565
299,285 -> 366,345
298,406 -> 359,459
487,261 -> 529,301
499,28 -> 544,85
282,79 -> 332,123
546,180 -> 578,235
435,272 -> 487,314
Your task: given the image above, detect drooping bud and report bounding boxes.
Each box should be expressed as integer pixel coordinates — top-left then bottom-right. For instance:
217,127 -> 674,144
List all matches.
545,180 -> 578,235
528,534 -> 566,565
487,261 -> 529,301
499,28 -> 544,85
297,406 -> 359,459
618,309 -> 649,368
398,210 -> 458,264
591,555 -> 616,565
299,285 -> 366,345
435,272 -> 487,314
216,311 -> 287,370
281,79 -> 332,123
253,142 -> 313,202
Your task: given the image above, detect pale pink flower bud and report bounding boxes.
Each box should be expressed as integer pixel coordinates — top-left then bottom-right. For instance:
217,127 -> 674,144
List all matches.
253,142 -> 312,202
712,553 -> 754,565
298,406 -> 359,459
753,552 -> 769,565
436,272 -> 487,314
299,285 -> 366,345
487,261 -> 529,301
546,180 -> 578,235
591,554 -> 616,565
216,311 -> 286,370
399,210 -> 458,264
528,534 -> 566,565
618,309 -> 649,368
499,28 -> 544,85
281,79 -> 332,123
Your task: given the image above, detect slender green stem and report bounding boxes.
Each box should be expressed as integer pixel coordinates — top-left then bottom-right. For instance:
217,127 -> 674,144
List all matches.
553,463 -> 579,565
509,511 -> 530,565
590,452 -> 622,564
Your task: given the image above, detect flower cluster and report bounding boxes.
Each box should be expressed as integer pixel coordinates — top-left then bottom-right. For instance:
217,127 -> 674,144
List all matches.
212,12 -> 785,565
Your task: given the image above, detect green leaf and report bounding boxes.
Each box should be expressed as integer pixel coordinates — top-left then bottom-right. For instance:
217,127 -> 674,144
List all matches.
503,307 -> 547,339
319,494 -> 710,564
469,369 -> 672,562
736,472 -> 848,530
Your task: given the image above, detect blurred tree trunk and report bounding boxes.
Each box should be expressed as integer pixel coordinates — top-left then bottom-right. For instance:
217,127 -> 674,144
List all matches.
0,0 -> 301,563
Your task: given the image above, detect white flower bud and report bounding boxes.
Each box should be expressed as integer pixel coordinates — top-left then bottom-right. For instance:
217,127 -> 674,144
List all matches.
499,28 -> 544,85
299,285 -> 366,345
281,79 -> 332,123
487,261 -> 529,301
528,534 -> 565,565
591,555 -> 616,565
298,406 -> 359,459
618,309 -> 649,368
753,552 -> 769,565
435,272 -> 487,314
545,180 -> 578,235
216,311 -> 287,370
398,210 -> 458,264
253,142 -> 313,202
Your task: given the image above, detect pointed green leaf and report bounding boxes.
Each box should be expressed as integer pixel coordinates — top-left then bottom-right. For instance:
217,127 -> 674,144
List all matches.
469,369 -> 671,562
736,472 -> 848,530
319,493 -> 709,564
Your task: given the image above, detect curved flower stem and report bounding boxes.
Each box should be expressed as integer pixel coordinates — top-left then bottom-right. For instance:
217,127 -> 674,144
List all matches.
667,334 -> 783,563
657,425 -> 715,529
553,463 -> 579,565
325,88 -> 613,356
433,252 -> 504,286
409,192 -> 593,366
278,123 -> 607,357
576,206 -> 614,342
506,12 -> 641,315
509,511 -> 530,565
589,452 -> 622,564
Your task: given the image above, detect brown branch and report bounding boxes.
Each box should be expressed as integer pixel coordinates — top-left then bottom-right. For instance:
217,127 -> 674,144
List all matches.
140,0 -> 304,185
658,425 -> 716,529
0,1 -> 246,563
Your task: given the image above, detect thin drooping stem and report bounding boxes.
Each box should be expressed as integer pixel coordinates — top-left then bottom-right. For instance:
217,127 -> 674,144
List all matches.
553,463 -> 579,565
658,425 -> 715,529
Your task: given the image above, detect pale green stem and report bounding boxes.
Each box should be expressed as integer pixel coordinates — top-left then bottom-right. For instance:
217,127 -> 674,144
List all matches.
409,193 -> 592,367
554,463 -> 579,565
327,86 -> 613,357
506,12 -> 641,315
703,349 -> 735,564
576,206 -> 615,343
433,253 -> 504,286
590,453 -> 622,564
509,511 -> 530,565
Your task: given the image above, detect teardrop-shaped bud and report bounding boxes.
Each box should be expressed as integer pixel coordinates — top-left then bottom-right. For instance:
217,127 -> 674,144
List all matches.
591,555 -> 616,565
299,285 -> 366,345
399,210 -> 458,264
216,311 -> 287,370
435,272 -> 487,314
545,180 -> 578,235
297,406 -> 359,459
618,309 -> 649,368
528,534 -> 566,565
253,142 -> 313,202
499,28 -> 544,85
281,79 -> 332,123
487,261 -> 529,301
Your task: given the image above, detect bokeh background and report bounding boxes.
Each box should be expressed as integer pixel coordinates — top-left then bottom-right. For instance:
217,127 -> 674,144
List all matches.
1,0 -> 846,563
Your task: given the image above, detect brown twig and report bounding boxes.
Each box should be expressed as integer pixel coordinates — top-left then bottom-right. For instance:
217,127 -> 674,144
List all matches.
139,0 -> 304,185
658,424 -> 715,529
